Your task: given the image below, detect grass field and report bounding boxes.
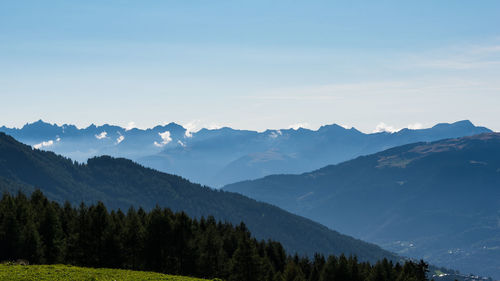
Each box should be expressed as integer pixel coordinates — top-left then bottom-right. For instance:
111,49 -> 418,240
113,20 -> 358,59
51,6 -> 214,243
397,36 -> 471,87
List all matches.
0,264 -> 220,281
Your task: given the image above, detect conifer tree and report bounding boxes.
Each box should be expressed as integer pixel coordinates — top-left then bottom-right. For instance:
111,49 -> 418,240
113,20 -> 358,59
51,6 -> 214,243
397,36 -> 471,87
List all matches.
102,210 -> 125,268
173,212 -> 196,275
88,202 -> 109,265
368,261 -> 386,281
319,255 -> 337,281
20,219 -> 43,263
38,203 -> 63,263
308,253 -> 325,281
144,207 -> 173,273
282,261 -> 306,281
0,194 -> 20,260
197,224 -> 225,278
123,207 -> 145,269
229,236 -> 262,281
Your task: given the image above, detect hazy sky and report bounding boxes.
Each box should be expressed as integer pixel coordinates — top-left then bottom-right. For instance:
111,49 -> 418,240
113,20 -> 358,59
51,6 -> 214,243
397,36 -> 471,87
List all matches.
1,1 -> 499,133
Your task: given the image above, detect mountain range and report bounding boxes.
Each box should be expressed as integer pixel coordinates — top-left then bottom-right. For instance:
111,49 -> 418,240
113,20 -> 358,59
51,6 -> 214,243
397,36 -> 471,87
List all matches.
0,120 -> 491,187
0,126 -> 495,279
0,132 -> 396,264
224,133 -> 500,279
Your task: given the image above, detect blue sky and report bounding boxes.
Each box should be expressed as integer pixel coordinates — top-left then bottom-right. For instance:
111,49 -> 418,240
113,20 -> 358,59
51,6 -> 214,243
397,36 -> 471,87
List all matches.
1,1 -> 499,132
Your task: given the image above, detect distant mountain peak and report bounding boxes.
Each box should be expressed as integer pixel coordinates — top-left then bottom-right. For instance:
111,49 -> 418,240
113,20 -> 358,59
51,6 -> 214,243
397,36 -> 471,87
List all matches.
22,119 -> 56,129
318,123 -> 362,134
454,119 -> 474,126
152,122 -> 186,132
433,120 -> 474,129
319,123 -> 347,130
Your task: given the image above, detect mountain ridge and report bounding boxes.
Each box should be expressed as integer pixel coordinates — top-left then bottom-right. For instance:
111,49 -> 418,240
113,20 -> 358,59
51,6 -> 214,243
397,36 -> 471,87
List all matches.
0,120 -> 492,187
0,132 -> 397,264
223,133 -> 500,278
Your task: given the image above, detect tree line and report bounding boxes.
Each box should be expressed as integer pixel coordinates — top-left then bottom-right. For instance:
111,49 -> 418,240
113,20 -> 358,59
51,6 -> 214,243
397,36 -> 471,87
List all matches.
0,190 -> 429,281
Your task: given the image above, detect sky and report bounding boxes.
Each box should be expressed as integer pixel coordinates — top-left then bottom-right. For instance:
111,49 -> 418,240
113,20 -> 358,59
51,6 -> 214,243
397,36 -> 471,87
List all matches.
1,0 -> 499,133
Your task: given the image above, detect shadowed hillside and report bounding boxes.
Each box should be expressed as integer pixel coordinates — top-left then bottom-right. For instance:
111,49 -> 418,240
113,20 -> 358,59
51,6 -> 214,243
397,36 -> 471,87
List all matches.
224,133 -> 500,278
0,132 -> 395,264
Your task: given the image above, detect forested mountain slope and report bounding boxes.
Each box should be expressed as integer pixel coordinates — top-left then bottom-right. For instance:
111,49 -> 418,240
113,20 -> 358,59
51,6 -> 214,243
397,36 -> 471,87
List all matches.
0,132 -> 395,264
224,133 -> 500,278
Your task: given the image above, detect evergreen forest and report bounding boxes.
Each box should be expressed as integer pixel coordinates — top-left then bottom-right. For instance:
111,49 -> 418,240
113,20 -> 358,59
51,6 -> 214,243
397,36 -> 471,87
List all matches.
0,190 -> 429,281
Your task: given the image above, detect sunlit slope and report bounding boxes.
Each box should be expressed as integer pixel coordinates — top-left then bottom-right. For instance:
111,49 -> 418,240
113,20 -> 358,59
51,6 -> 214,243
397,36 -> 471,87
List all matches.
0,264 -> 216,281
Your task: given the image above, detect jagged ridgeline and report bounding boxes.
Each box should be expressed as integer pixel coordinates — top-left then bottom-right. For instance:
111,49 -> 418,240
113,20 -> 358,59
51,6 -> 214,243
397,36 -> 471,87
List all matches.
0,119 -> 491,187
0,132 -> 396,263
0,191 -> 430,281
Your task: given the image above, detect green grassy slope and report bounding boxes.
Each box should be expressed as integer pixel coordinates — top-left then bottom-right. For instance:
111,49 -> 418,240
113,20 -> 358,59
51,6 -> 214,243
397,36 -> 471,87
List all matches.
0,264 -> 217,281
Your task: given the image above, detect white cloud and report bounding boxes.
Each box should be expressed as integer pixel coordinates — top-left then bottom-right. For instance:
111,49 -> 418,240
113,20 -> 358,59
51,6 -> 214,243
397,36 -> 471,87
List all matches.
116,135 -> 125,144
33,140 -> 54,149
269,130 -> 282,139
33,135 -> 62,149
154,131 -> 172,147
184,121 -> 198,138
184,120 -> 222,138
373,122 -> 398,133
338,124 -> 352,129
177,140 -> 186,147
407,123 -> 423,130
207,123 -> 222,130
125,121 -> 136,131
95,131 -> 108,140
374,122 -> 425,133
288,123 -> 310,130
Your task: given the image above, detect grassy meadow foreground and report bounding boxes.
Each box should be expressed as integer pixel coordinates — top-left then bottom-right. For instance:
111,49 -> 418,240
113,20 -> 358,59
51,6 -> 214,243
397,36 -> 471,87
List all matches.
0,264 -> 216,281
